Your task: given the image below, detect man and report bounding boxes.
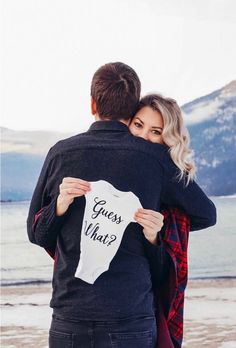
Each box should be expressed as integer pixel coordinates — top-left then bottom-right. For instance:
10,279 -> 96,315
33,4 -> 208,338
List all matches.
27,62 -> 216,348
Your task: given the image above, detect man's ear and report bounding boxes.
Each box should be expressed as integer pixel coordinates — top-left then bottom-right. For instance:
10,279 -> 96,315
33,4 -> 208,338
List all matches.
91,97 -> 97,115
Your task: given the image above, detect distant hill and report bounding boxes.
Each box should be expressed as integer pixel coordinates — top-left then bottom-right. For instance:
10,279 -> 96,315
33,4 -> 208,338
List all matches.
1,80 -> 236,201
1,127 -> 73,155
182,80 -> 236,195
1,129 -> 74,201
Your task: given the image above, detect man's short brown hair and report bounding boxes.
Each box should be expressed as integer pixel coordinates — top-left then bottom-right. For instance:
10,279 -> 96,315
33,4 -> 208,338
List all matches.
91,62 -> 141,121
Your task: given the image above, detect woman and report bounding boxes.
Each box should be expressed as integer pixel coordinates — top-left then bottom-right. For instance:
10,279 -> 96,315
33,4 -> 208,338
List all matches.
57,93 -> 196,244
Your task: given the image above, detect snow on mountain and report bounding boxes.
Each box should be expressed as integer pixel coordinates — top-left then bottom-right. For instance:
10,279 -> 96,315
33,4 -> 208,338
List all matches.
183,80 -> 236,126
183,98 -> 223,125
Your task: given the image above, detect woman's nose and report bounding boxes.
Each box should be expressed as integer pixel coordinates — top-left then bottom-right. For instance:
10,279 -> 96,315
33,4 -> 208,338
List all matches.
139,130 -> 149,140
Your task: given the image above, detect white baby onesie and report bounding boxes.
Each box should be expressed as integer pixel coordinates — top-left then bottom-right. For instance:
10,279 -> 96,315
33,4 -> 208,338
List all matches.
74,180 -> 142,284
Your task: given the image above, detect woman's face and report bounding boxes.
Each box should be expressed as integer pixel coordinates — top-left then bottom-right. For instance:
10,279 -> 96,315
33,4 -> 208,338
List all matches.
129,106 -> 164,144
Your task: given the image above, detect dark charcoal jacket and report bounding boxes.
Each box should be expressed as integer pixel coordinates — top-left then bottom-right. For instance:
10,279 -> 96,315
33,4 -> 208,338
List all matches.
27,120 -> 216,320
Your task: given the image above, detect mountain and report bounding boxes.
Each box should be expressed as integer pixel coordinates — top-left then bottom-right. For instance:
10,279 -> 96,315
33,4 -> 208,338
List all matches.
1,128 -> 74,201
1,127 -> 73,154
182,80 -> 236,195
1,80 -> 236,200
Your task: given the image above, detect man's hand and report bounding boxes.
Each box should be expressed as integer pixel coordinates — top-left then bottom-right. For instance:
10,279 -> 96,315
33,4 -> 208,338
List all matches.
56,177 -> 91,216
134,208 -> 164,245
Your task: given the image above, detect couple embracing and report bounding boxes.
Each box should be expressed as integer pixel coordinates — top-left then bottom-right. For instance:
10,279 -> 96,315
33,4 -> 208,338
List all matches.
27,62 -> 216,348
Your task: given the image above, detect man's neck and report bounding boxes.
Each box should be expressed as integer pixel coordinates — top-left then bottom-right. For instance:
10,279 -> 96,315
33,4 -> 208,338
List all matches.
94,115 -> 130,126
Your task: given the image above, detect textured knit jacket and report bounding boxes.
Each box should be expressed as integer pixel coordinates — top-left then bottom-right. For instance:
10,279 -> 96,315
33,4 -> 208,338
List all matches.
27,120 -> 216,320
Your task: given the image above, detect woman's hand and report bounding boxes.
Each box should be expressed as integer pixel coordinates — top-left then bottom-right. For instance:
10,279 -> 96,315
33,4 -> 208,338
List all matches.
134,208 -> 164,245
56,177 -> 91,216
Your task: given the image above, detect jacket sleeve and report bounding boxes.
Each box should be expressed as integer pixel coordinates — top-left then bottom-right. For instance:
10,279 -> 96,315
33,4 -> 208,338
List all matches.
161,153 -> 217,231
26,147 -> 66,248
143,234 -> 171,288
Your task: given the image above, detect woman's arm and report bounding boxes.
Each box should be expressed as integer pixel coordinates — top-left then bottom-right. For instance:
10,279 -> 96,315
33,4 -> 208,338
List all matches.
161,153 -> 216,231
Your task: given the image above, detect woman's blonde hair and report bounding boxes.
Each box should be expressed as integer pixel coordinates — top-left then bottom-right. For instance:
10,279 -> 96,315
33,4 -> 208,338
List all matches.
139,94 -> 196,185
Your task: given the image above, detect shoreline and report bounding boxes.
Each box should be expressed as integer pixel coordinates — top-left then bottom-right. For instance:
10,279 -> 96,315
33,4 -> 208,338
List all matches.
1,278 -> 236,347
1,194 -> 236,203
2,275 -> 236,288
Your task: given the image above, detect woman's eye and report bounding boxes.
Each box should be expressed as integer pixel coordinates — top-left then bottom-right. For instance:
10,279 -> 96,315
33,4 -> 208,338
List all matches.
134,122 -> 142,128
152,130 -> 161,135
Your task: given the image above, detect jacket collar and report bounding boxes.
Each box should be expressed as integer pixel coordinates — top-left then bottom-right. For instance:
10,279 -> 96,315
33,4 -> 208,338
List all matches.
88,120 -> 130,132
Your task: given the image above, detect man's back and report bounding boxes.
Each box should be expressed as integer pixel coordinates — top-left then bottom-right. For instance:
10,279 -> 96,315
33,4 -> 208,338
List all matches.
27,118 -> 216,326
27,120 -> 168,321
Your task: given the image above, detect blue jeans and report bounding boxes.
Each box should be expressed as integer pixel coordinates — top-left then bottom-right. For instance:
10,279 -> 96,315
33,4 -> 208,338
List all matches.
49,314 -> 157,348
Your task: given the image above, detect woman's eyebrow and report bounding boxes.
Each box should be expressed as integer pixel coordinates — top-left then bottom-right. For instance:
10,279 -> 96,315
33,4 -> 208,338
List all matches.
152,126 -> 163,130
135,117 -> 144,124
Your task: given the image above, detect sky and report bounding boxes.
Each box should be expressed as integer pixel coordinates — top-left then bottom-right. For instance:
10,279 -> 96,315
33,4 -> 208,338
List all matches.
1,0 -> 236,132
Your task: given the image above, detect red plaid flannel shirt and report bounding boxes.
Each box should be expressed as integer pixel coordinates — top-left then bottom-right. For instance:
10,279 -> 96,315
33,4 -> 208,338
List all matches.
155,207 -> 190,348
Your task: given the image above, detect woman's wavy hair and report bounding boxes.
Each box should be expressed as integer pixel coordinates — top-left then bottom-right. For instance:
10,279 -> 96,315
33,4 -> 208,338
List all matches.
138,94 -> 196,185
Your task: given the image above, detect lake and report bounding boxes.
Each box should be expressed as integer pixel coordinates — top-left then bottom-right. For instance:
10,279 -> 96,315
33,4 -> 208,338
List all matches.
1,196 -> 236,286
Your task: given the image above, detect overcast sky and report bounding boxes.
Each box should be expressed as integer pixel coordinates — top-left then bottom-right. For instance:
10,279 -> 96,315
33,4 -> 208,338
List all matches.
1,0 -> 236,132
